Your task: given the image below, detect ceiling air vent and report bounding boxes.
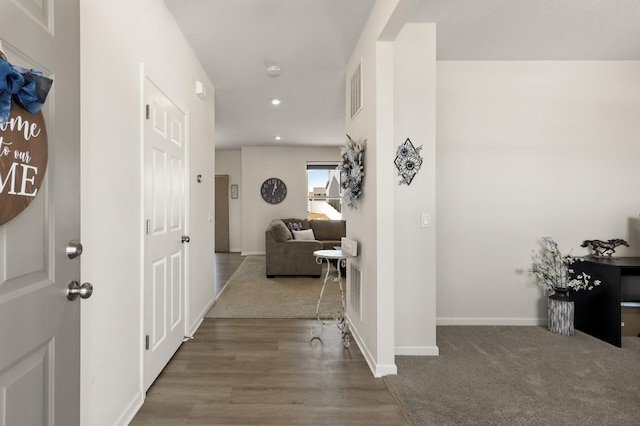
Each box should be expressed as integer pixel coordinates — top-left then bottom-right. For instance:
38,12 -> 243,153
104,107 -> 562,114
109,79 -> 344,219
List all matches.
350,61 -> 362,120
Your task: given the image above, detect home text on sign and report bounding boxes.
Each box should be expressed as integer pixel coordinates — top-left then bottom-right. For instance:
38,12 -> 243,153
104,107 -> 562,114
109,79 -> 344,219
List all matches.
0,104 -> 48,225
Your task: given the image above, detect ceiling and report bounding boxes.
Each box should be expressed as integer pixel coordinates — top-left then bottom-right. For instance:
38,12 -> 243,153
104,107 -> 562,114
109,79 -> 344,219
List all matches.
164,0 -> 640,149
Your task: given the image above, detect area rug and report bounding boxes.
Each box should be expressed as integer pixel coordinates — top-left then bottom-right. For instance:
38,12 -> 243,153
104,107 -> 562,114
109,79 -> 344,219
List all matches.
206,255 -> 343,318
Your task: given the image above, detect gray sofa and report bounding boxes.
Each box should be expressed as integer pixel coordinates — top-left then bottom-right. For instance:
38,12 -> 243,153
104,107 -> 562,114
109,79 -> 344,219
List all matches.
265,218 -> 346,278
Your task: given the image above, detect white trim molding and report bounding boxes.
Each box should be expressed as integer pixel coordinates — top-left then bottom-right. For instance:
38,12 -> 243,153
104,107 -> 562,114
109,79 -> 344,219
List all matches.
395,345 -> 439,356
436,317 -> 547,326
116,390 -> 144,426
241,251 -> 265,256
347,316 -> 398,377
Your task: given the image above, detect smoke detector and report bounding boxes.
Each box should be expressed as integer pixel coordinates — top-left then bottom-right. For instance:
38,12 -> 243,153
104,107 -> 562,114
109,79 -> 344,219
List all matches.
266,65 -> 281,77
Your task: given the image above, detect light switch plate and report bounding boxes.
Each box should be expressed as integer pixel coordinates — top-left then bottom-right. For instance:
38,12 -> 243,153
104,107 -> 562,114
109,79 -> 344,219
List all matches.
421,213 -> 430,228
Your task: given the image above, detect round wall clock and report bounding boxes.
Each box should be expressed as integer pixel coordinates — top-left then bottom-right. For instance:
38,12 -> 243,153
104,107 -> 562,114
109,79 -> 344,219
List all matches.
260,177 -> 287,204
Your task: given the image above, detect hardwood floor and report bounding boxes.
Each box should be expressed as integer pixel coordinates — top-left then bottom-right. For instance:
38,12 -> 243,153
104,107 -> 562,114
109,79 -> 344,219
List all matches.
131,319 -> 410,425
131,252 -> 410,425
214,252 -> 244,298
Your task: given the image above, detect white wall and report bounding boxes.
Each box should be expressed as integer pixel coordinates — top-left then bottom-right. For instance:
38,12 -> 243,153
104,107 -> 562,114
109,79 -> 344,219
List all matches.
240,146 -> 341,254
215,149 -> 242,252
80,0 -> 215,424
345,0 -> 423,377
344,22 -> 383,377
393,24 -> 438,355
436,61 -> 640,325
188,92 -> 216,335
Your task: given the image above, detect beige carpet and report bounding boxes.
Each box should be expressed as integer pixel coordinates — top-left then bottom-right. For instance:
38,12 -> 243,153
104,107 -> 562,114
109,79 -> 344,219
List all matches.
206,255 -> 343,318
386,326 -> 640,425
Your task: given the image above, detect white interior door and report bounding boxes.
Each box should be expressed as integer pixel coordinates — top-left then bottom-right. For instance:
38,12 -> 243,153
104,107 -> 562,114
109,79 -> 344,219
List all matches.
143,76 -> 187,390
0,1 -> 81,425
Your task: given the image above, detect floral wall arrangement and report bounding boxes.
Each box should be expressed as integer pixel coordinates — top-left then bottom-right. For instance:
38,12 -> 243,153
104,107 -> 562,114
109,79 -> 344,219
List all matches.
339,134 -> 366,208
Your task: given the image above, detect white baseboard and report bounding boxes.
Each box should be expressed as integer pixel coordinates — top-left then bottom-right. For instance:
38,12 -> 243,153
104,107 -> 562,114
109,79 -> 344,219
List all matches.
395,345 -> 439,356
187,295 -> 217,335
115,388 -> 144,426
374,362 -> 398,377
189,317 -> 205,337
241,251 -> 265,256
347,315 -> 397,377
436,317 -> 547,326
230,248 -> 242,253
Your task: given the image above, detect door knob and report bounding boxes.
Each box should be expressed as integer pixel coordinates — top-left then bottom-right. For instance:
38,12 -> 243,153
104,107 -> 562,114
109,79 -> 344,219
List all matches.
67,281 -> 93,301
181,235 -> 190,243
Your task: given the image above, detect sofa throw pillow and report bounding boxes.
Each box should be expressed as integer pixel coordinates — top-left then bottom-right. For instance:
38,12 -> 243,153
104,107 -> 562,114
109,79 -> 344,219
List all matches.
282,218 -> 310,233
292,229 -> 316,241
288,222 -> 303,231
269,221 -> 292,242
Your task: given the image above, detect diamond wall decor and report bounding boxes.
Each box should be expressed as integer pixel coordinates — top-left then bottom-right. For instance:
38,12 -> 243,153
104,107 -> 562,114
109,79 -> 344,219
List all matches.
394,138 -> 423,185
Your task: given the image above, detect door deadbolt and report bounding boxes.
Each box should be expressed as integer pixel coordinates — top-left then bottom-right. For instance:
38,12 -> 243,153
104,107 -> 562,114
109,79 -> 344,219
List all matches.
66,240 -> 83,259
67,281 -> 93,301
181,235 -> 190,243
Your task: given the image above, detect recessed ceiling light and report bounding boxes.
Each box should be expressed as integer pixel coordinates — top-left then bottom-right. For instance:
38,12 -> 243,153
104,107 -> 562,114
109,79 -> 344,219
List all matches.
266,65 -> 281,77
271,98 -> 281,106
274,136 -> 281,141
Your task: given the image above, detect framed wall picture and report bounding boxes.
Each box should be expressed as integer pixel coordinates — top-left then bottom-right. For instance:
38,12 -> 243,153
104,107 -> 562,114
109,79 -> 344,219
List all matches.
230,184 -> 238,199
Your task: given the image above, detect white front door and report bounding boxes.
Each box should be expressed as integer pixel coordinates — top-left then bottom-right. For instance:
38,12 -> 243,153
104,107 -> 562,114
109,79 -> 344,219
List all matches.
0,1 -> 81,425
143,76 -> 188,390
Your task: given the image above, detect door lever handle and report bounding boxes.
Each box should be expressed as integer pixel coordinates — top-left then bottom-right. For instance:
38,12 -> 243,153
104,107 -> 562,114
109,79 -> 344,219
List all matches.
181,235 -> 190,243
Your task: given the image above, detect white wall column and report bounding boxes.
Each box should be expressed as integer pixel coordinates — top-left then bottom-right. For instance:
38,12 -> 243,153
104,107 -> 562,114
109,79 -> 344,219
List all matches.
393,23 -> 438,356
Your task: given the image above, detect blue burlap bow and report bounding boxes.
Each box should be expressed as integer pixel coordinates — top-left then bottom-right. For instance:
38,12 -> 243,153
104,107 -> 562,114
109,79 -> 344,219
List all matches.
0,57 -> 53,123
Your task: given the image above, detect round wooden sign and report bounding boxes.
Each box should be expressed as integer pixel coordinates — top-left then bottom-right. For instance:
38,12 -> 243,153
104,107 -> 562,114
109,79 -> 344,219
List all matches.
0,103 -> 48,225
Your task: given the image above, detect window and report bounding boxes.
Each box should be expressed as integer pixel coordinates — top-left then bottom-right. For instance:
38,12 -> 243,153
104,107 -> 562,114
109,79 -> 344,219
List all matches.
307,162 -> 341,220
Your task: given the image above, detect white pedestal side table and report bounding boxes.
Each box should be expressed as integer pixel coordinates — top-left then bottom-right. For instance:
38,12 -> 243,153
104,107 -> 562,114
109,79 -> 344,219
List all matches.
312,249 -> 350,347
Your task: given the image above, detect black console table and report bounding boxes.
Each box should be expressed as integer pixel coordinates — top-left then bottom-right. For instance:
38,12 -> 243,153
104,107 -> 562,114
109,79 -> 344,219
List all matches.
571,257 -> 640,347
